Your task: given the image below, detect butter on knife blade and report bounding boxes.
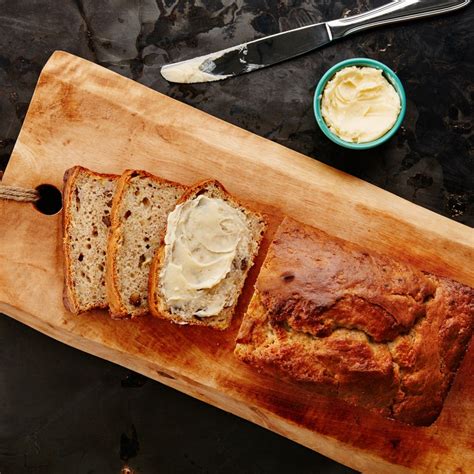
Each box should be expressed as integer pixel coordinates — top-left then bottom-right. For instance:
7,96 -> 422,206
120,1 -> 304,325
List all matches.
160,44 -> 266,84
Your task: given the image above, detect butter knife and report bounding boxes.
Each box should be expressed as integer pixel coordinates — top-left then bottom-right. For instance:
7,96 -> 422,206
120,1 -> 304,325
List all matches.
161,0 -> 471,83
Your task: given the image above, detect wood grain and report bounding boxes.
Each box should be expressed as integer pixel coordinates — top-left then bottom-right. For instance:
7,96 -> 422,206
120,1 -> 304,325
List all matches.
0,51 -> 473,474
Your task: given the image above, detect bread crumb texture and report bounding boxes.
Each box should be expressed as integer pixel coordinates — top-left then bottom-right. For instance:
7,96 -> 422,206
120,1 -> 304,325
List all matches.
66,169 -> 116,311
112,172 -> 185,316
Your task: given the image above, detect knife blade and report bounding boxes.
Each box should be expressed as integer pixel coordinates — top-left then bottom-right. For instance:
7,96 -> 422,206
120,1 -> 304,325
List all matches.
160,22 -> 331,84
160,0 -> 471,83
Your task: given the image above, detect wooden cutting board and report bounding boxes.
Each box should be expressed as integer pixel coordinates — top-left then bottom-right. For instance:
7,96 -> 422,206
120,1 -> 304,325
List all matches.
1,51 -> 473,473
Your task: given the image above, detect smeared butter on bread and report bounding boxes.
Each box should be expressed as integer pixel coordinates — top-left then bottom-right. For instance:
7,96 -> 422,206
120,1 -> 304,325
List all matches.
149,180 -> 267,330
160,194 -> 251,318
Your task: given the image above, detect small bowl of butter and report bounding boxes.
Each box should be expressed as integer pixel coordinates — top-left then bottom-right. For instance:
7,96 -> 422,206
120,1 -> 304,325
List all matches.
314,58 -> 406,150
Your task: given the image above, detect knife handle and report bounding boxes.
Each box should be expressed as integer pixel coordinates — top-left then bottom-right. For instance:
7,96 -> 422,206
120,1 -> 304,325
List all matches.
327,0 -> 471,39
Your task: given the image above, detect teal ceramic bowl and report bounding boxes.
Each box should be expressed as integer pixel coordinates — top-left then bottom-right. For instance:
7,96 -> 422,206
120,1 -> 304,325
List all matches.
313,58 -> 406,150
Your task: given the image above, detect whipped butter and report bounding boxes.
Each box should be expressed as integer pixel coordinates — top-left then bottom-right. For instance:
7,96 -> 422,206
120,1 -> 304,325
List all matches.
160,195 -> 249,318
321,66 -> 401,143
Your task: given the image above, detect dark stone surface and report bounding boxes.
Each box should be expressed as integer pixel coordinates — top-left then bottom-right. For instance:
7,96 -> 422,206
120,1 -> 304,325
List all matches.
0,1 -> 472,472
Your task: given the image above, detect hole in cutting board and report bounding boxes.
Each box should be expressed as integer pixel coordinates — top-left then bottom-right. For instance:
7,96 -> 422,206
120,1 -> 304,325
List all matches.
33,184 -> 63,215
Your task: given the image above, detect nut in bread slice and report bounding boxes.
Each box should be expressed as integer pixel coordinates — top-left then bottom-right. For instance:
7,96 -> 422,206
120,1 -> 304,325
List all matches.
106,170 -> 187,318
62,166 -> 118,314
149,180 -> 267,330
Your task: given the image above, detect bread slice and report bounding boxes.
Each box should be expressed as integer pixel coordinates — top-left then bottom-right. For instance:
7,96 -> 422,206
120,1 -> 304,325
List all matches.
149,180 -> 267,330
106,170 -> 187,318
62,166 -> 118,314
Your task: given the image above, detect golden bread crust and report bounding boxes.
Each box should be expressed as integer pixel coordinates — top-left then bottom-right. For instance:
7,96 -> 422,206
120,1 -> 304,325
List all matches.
235,217 -> 473,425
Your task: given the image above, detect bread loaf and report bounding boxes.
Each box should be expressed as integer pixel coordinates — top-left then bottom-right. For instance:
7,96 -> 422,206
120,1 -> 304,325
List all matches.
149,180 -> 266,330
235,217 -> 473,426
62,166 -> 118,314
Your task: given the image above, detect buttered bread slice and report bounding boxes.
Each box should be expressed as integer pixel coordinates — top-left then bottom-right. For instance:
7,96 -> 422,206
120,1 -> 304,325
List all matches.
149,180 -> 266,330
106,170 -> 187,318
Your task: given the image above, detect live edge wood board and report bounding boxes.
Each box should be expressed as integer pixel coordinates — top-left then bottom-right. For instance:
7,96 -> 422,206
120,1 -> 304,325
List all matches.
1,51 -> 473,473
